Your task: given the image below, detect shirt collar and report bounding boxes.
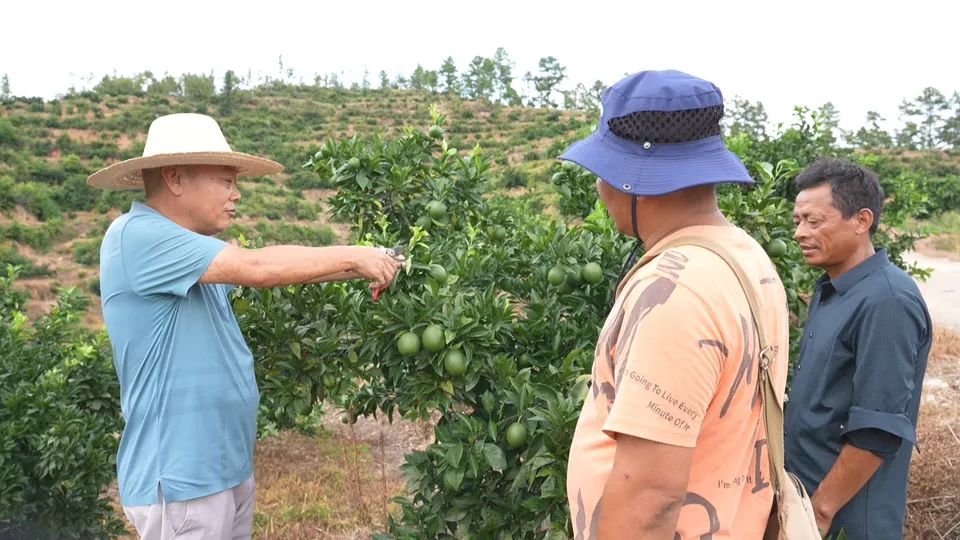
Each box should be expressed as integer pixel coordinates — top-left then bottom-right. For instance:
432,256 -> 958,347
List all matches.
821,249 -> 890,295
130,201 -> 155,215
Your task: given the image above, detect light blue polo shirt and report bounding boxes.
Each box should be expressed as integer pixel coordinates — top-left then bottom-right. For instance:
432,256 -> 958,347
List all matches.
100,202 -> 259,506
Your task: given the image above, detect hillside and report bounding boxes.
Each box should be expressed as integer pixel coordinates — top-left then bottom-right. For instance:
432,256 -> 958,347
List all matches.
0,84 -> 592,324
4,81 -> 960,326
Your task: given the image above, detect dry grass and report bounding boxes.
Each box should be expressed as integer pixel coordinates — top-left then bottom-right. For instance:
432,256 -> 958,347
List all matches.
252,408 -> 435,539
930,234 -> 960,256
905,328 -> 960,539
252,428 -> 395,539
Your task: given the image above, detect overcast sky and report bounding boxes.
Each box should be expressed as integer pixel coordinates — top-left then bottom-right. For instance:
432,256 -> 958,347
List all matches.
3,0 -> 958,132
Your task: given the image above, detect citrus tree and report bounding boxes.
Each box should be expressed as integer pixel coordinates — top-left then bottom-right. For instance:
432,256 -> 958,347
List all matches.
0,268 -> 124,539
238,109 -> 629,538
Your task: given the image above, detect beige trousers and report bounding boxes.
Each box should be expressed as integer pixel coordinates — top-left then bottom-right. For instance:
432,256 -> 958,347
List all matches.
122,477 -> 255,540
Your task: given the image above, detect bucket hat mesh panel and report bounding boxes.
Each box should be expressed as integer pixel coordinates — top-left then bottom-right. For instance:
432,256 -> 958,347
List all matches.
607,105 -> 724,144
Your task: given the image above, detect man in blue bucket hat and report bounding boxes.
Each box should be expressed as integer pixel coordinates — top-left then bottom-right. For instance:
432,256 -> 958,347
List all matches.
564,70 -> 790,539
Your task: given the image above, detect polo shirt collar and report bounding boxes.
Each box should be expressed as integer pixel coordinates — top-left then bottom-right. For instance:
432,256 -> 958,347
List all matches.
131,201 -> 155,215
822,249 -> 889,295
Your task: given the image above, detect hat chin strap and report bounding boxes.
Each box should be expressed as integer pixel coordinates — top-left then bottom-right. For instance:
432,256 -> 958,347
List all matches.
612,195 -> 643,307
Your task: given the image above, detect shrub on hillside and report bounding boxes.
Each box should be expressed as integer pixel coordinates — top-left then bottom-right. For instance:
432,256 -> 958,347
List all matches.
56,175 -> 100,212
0,220 -> 64,251
224,221 -> 337,247
0,245 -> 51,277
10,183 -> 60,221
286,169 -> 335,190
0,176 -> 15,211
0,118 -> 18,147
499,167 -> 529,188
72,240 -> 100,266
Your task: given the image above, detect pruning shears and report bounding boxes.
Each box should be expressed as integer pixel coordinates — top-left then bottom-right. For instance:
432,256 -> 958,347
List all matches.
371,245 -> 408,302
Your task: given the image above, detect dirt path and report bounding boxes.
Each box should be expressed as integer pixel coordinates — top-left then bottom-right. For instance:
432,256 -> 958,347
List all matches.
905,250 -> 960,333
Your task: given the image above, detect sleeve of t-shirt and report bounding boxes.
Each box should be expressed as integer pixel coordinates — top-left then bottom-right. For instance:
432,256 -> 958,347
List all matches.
603,278 -> 725,448
121,215 -> 228,297
843,293 -> 928,446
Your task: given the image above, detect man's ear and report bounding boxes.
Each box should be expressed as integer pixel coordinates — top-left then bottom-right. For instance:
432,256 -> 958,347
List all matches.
161,166 -> 186,196
856,208 -> 875,235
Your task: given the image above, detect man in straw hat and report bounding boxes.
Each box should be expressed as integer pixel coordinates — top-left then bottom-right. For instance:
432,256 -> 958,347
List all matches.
90,113 -> 401,538
562,70 -> 789,538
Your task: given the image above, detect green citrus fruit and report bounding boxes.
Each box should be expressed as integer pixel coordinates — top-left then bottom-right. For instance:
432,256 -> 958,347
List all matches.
561,160 -> 578,171
415,215 -> 432,229
492,226 -> 507,241
397,332 -> 421,357
429,125 -> 444,139
568,266 -> 583,286
506,423 -> 528,448
347,157 -> 360,169
557,280 -> 574,294
547,267 -> 566,287
429,264 -> 448,284
233,298 -> 251,315
551,172 -> 564,183
581,262 -> 604,284
444,350 -> 467,376
427,201 -> 447,219
421,324 -> 446,353
766,238 -> 788,258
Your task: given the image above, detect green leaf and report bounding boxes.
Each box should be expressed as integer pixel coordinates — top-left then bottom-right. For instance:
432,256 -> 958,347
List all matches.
445,444 -> 464,468
540,474 -> 557,496
483,443 -> 507,471
440,380 -> 454,395
356,173 -> 371,189
444,329 -> 457,344
467,445 -> 480,479
443,468 -> 464,491
288,342 -> 301,359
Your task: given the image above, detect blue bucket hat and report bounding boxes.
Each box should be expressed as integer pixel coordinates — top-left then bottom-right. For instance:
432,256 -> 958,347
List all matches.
560,70 -> 753,196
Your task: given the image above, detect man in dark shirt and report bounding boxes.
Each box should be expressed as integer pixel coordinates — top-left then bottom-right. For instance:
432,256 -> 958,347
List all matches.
786,157 -> 932,539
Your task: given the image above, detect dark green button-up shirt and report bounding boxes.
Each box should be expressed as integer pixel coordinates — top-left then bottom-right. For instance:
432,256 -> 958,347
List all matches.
785,250 -> 931,539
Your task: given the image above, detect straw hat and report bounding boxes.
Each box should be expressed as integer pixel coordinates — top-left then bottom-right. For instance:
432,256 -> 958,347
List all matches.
87,113 -> 283,190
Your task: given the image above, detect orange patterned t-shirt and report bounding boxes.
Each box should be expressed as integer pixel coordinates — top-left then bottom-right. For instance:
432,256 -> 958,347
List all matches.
567,225 -> 789,539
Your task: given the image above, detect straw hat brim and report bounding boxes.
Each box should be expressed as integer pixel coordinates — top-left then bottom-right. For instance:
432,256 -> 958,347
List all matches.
87,151 -> 284,190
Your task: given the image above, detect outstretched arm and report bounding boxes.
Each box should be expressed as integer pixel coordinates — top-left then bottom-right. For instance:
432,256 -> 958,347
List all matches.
200,245 -> 400,289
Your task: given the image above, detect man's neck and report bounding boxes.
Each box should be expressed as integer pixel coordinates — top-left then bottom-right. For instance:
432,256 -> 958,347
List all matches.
144,197 -> 196,233
639,206 -> 731,248
826,242 -> 877,281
